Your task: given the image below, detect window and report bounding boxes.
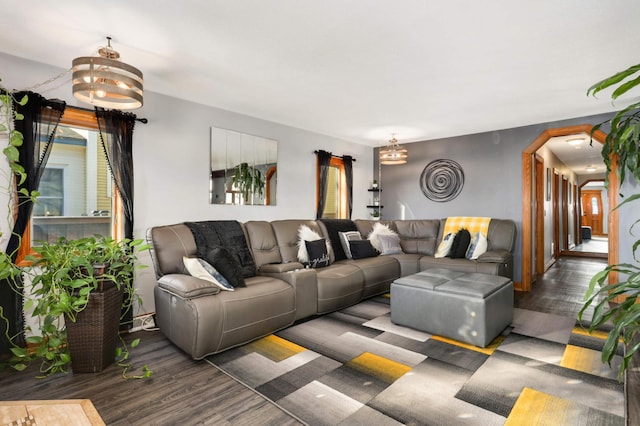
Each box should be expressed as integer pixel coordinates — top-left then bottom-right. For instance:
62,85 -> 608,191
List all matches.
32,168 -> 64,216
317,157 -> 348,219
19,107 -> 121,261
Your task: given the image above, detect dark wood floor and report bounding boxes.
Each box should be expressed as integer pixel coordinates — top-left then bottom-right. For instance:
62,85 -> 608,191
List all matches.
0,256 -> 634,425
0,330 -> 303,425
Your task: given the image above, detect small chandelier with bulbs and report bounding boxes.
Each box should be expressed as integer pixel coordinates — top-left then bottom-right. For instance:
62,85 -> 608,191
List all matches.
379,135 -> 408,165
72,37 -> 143,110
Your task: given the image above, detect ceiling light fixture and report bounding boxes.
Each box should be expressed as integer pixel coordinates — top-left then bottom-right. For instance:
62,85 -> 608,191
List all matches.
585,165 -> 597,172
379,135 -> 408,165
566,137 -> 584,146
72,37 -> 143,110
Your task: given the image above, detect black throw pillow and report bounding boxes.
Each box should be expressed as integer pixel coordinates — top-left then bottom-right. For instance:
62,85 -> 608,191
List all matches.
448,229 -> 471,259
204,247 -> 247,287
305,239 -> 330,268
349,240 -> 379,259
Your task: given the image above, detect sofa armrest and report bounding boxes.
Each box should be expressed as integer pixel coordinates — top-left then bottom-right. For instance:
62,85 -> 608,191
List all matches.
158,274 -> 221,299
259,262 -> 305,273
477,250 -> 513,263
259,267 -> 318,320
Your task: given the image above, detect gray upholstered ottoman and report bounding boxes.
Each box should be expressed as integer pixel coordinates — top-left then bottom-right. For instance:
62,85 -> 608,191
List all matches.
390,268 -> 513,347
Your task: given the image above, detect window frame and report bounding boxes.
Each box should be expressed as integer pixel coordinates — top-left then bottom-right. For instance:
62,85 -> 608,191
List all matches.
16,107 -> 123,264
316,156 -> 348,219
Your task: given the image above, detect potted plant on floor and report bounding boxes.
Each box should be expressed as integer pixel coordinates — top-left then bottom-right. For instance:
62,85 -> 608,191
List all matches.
9,235 -> 152,378
579,63 -> 640,381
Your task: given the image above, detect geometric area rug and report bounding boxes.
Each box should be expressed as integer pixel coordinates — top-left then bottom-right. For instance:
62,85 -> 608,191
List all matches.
206,295 -> 625,425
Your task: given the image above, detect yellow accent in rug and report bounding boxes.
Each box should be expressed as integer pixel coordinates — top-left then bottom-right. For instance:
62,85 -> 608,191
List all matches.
430,335 -> 504,355
506,387 -> 576,425
572,327 -> 611,340
443,216 -> 491,236
246,334 -> 306,362
560,344 -> 603,374
346,352 -> 411,384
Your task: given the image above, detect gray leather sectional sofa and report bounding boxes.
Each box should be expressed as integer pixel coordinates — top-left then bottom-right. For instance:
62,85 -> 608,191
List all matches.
147,218 -> 516,359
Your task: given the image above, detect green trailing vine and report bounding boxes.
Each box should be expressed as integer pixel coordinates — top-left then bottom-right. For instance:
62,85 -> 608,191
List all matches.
8,236 -> 153,378
579,63 -> 640,381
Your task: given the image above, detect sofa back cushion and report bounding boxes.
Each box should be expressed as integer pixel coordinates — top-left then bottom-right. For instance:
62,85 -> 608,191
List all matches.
244,221 -> 282,268
147,223 -> 197,278
271,220 -> 329,263
486,219 -> 517,252
394,220 -> 440,256
354,220 -> 397,240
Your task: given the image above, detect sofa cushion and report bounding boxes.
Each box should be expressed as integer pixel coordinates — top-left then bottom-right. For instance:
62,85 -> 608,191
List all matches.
297,224 -> 331,264
367,222 -> 398,253
379,233 -> 403,255
244,221 -> 282,267
349,240 -> 378,259
434,232 -> 455,258
394,220 -> 440,255
448,229 -> 471,259
466,232 -> 488,260
339,230 -> 362,259
186,220 -> 256,278
319,219 -> 358,261
204,247 -> 247,288
183,256 -> 234,291
305,239 -> 330,268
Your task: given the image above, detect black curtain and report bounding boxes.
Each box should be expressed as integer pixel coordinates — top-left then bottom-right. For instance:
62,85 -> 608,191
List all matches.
95,107 -> 137,328
343,155 -> 354,219
316,150 -> 332,219
95,108 -> 136,240
0,91 -> 65,354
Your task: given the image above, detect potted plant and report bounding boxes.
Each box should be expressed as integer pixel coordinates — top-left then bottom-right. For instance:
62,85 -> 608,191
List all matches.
232,162 -> 265,203
371,210 -> 381,221
372,179 -> 378,189
9,235 -> 152,378
579,63 -> 640,381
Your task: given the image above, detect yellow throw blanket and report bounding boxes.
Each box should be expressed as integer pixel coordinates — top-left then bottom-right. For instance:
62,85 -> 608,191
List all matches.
443,216 -> 491,237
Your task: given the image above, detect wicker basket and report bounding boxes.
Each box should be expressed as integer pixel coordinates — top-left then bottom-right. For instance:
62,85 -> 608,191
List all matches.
65,285 -> 123,373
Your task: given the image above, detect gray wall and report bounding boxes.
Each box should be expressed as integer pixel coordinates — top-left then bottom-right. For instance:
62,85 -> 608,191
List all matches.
375,114 -> 616,284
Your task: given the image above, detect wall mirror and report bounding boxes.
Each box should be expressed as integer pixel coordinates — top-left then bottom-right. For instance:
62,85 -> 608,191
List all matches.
209,126 -> 278,205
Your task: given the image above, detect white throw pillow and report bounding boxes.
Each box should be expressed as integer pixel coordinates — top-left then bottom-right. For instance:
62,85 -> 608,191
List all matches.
466,232 -> 488,260
338,230 -> 362,259
297,225 -> 331,263
183,256 -> 234,291
434,232 -> 455,258
367,222 -> 398,253
378,233 -> 403,255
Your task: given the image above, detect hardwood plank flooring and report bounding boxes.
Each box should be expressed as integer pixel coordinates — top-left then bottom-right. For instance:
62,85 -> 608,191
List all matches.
0,256 -> 635,425
0,331 -> 303,425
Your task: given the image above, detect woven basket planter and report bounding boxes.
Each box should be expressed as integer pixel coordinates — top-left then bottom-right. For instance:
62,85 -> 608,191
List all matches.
65,284 -> 123,373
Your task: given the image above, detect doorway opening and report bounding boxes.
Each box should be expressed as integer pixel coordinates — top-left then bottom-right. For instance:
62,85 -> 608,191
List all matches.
520,124 -> 619,292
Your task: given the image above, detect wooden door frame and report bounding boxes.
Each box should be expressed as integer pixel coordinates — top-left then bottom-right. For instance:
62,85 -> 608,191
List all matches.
520,124 -> 618,292
534,155 -> 544,277
553,170 -> 560,258
562,175 -> 569,250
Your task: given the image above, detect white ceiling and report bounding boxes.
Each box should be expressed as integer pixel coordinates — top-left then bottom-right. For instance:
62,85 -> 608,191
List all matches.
544,133 -> 607,175
1,1 -> 639,149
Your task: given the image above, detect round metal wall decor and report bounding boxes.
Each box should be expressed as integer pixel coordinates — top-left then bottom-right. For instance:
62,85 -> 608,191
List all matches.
419,159 -> 465,202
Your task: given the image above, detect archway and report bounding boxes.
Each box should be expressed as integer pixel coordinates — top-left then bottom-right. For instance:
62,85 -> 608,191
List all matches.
520,124 -> 618,291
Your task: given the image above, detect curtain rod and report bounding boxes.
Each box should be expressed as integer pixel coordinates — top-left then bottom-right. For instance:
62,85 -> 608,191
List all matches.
0,90 -> 148,124
313,150 -> 356,162
72,105 -> 148,124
